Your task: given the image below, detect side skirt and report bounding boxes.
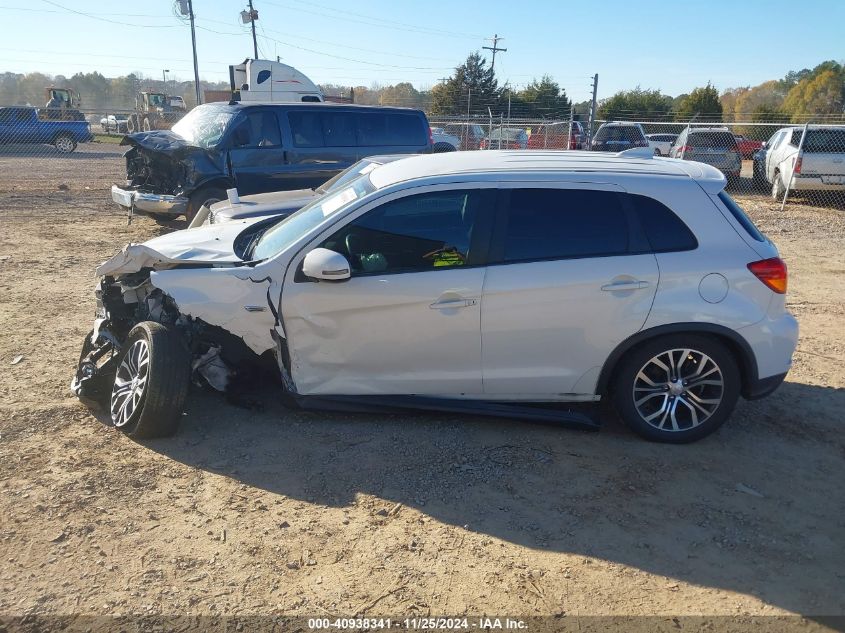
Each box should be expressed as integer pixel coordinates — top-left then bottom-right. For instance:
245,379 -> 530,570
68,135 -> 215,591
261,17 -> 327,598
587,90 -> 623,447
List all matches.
294,394 -> 601,431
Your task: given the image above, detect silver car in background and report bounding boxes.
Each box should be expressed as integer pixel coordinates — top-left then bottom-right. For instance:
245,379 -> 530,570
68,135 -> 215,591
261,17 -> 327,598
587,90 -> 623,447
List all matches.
670,127 -> 742,186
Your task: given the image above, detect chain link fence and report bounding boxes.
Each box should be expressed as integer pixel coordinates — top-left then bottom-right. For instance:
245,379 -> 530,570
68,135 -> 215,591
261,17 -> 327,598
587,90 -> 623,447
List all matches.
2,99 -> 843,215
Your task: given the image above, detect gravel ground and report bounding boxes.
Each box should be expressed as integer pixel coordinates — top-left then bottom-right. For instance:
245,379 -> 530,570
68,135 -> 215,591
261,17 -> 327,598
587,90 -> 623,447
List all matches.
0,145 -> 843,624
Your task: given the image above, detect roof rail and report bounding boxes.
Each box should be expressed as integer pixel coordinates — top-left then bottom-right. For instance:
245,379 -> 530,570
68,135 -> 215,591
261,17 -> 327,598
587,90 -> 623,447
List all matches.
616,147 -> 654,159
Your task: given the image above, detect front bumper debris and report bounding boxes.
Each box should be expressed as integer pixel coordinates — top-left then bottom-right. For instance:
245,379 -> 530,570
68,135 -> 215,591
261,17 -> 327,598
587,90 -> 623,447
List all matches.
111,184 -> 189,217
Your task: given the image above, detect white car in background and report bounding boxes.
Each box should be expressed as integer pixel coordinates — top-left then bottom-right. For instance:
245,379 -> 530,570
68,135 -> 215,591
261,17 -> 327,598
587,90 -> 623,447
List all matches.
72,150 -> 797,444
430,127 -> 459,152
646,133 -> 678,156
763,126 -> 845,200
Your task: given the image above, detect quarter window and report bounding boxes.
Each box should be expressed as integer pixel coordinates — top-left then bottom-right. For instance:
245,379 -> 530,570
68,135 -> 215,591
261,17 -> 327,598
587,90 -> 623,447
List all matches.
629,194 -> 697,252
500,189 -> 629,262
320,191 -> 485,275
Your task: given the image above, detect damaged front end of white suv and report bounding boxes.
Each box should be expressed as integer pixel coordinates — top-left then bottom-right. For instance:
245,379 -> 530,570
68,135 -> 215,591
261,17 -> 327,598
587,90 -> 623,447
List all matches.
70,218 -> 292,438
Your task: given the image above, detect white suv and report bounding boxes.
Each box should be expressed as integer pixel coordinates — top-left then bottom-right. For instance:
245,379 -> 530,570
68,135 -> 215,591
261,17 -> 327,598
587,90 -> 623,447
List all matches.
72,150 -> 798,443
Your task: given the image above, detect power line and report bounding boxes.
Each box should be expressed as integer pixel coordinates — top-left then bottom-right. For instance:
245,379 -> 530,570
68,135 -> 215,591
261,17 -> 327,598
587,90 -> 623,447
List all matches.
38,0 -> 179,27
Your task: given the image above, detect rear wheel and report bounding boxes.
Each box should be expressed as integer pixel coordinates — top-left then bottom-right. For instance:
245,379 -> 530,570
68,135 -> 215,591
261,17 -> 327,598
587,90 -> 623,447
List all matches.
110,321 -> 190,439
612,335 -> 740,443
433,142 -> 456,153
771,171 -> 786,201
54,133 -> 77,153
186,186 -> 226,223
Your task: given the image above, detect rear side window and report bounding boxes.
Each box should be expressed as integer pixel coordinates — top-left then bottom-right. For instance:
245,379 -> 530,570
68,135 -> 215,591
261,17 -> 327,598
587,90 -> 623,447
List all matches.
628,194 -> 697,252
357,113 -> 426,146
718,191 -> 766,242
500,189 -> 628,262
288,111 -> 324,147
321,112 -> 357,146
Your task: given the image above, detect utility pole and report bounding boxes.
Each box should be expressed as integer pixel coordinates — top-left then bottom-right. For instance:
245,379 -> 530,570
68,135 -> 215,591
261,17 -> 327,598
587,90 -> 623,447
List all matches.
483,34 -> 507,72
587,73 -> 598,147
247,0 -> 259,60
187,0 -> 201,105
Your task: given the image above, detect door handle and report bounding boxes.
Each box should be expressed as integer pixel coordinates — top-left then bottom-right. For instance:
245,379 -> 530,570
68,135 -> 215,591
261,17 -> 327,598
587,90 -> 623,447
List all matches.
429,298 -> 476,309
601,280 -> 650,291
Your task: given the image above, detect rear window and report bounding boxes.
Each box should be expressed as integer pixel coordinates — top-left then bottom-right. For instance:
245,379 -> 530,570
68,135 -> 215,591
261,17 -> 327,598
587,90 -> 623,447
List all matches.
629,194 -> 698,252
595,126 -> 644,142
790,129 -> 845,153
718,191 -> 766,242
688,132 -> 737,149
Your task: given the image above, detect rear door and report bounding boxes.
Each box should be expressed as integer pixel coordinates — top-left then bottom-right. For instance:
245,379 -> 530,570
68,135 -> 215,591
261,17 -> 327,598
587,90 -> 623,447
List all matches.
481,184 -> 659,396
227,108 -> 287,194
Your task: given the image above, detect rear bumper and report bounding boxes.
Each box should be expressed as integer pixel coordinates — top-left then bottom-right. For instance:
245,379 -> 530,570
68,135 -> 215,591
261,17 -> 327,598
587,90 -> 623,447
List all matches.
790,177 -> 845,192
744,371 -> 788,400
111,184 -> 189,217
737,312 -> 798,400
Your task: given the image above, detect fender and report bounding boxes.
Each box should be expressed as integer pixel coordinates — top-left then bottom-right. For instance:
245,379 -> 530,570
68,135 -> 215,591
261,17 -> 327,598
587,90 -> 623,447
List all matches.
595,322 -> 758,397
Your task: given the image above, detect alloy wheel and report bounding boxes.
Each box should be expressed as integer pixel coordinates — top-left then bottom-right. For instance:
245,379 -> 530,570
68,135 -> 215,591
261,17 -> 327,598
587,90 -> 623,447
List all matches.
632,348 -> 725,432
110,339 -> 150,427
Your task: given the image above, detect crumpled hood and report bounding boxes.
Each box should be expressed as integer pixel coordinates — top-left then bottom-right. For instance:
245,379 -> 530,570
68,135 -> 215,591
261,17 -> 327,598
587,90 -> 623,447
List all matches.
120,130 -> 198,157
96,219 -> 264,276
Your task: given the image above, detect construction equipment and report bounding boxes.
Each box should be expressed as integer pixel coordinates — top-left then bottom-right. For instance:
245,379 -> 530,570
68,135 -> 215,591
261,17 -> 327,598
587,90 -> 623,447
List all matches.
43,87 -> 84,121
127,92 -> 186,134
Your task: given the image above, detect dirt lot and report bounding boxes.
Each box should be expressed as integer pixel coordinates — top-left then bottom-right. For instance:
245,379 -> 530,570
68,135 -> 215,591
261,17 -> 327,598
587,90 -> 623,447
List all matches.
0,145 -> 844,624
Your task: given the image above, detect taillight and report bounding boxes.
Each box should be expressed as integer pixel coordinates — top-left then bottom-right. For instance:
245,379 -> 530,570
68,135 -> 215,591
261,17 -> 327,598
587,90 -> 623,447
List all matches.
748,258 -> 787,294
676,145 -> 692,154
428,127 -> 434,146
794,154 -> 802,174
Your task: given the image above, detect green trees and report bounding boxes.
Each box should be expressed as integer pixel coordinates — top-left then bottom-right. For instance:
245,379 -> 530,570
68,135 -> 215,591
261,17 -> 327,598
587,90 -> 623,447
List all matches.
783,67 -> 844,121
675,83 -> 722,121
597,88 -> 671,120
431,52 -> 499,116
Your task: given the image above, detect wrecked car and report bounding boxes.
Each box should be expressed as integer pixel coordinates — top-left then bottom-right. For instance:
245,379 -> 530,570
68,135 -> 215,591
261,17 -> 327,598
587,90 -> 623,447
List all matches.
188,154 -> 409,228
75,150 -> 797,443
111,102 -> 432,222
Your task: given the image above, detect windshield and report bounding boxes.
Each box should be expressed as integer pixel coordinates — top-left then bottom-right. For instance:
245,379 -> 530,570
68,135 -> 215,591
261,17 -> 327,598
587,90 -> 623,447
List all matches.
171,107 -> 237,148
689,132 -> 737,150
252,176 -> 376,261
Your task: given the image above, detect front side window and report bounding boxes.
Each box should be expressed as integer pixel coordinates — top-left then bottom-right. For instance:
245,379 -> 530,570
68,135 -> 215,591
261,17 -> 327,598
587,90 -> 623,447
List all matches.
499,189 -> 628,262
229,111 -> 281,148
319,190 -> 484,275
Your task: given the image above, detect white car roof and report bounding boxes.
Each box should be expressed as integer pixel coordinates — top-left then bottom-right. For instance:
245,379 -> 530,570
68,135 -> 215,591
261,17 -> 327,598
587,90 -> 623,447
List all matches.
368,150 -> 727,194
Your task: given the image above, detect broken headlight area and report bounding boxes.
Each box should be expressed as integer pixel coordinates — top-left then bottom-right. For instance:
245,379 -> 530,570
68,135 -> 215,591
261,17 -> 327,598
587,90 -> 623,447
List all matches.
72,273 -> 264,409
125,147 -> 185,195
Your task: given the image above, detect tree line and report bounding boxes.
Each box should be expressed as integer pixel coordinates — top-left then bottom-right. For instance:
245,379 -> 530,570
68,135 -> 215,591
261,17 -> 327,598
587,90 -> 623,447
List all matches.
2,56 -> 842,125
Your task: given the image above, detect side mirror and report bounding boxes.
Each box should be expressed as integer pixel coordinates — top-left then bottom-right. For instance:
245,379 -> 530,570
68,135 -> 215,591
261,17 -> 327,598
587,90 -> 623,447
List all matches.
302,248 -> 351,282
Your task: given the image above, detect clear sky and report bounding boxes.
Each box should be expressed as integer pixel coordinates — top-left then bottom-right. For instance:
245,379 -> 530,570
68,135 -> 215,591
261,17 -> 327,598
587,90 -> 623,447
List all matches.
1,0 -> 843,102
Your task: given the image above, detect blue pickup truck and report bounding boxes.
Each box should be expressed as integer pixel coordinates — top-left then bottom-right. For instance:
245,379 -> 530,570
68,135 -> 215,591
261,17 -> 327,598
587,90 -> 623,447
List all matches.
0,106 -> 93,153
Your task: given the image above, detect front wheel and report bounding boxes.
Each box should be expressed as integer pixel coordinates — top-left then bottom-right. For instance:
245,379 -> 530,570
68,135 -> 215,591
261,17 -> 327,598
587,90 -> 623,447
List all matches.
612,335 -> 740,443
54,133 -> 77,153
110,321 -> 190,439
186,186 -> 226,223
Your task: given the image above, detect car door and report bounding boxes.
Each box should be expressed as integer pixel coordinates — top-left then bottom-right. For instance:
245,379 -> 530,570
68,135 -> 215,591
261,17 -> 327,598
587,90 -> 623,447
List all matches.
227,109 -> 287,194
280,186 -> 496,396
765,130 -> 788,182
481,184 -> 659,397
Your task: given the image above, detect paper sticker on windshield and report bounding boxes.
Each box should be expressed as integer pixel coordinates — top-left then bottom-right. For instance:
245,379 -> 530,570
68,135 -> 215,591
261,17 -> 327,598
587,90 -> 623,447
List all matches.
321,187 -> 358,216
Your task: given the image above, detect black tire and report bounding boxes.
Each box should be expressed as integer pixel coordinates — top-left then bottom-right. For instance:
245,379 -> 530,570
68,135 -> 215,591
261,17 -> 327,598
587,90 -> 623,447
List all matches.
726,174 -> 741,190
771,170 -> 785,201
433,142 -> 456,153
186,186 -> 226,223
109,321 -> 190,439
611,334 -> 740,443
54,133 -> 77,153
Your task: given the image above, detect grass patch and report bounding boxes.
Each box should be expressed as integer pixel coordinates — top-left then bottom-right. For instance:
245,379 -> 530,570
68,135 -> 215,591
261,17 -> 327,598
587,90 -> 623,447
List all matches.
92,133 -> 124,144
